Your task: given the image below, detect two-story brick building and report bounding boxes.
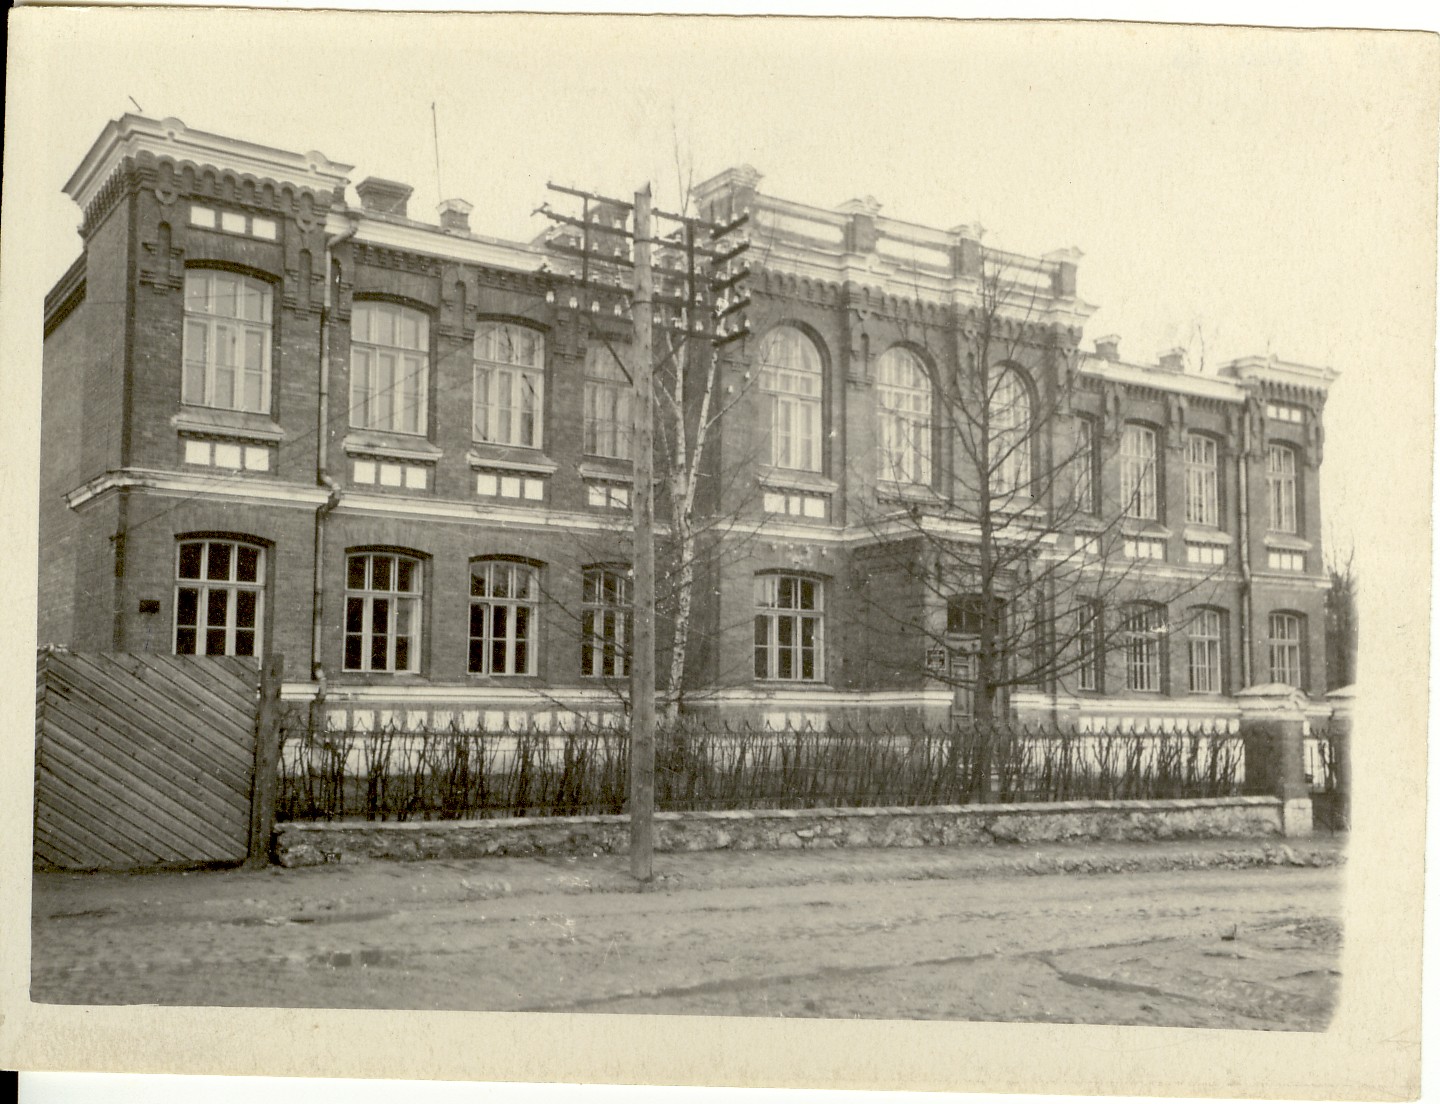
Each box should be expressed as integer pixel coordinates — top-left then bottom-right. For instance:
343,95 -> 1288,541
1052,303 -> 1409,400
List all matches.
39,115 -> 1337,731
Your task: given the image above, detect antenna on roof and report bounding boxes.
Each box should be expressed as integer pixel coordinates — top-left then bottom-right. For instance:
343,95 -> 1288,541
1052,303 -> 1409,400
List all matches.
431,102 -> 444,212
128,96 -> 143,113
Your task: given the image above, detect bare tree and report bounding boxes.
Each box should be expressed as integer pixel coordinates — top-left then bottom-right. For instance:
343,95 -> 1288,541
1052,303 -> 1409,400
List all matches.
1325,541 -> 1358,690
852,258 -> 1227,756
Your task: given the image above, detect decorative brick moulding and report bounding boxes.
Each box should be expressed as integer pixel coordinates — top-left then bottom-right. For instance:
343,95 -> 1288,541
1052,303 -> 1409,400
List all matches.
274,796 -> 1283,867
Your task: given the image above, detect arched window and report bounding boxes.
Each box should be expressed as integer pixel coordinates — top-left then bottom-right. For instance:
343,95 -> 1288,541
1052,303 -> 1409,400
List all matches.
1268,611 -> 1305,687
1187,607 -> 1225,694
344,551 -> 423,673
581,565 -> 632,678
583,344 -> 631,460
1121,424 -> 1159,520
351,302 -> 429,435
877,347 -> 932,484
474,322 -> 545,448
1267,444 -> 1299,534
1186,434 -> 1221,527
754,573 -> 824,681
1121,602 -> 1166,693
989,367 -> 1032,496
183,270 -> 272,413
470,559 -> 539,676
758,326 -> 823,472
174,538 -> 265,656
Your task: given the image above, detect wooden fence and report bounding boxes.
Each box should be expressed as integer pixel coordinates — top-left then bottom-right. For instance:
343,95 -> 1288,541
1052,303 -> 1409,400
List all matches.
33,649 -> 282,871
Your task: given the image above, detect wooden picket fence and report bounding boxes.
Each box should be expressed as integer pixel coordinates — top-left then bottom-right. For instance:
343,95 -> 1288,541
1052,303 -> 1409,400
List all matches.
33,649 -> 282,871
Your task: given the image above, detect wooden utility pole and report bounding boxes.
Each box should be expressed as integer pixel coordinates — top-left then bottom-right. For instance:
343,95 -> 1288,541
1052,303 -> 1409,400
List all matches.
629,184 -> 656,882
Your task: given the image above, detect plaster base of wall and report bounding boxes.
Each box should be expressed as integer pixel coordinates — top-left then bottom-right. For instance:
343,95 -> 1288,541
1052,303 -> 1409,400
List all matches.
275,796 -> 1284,867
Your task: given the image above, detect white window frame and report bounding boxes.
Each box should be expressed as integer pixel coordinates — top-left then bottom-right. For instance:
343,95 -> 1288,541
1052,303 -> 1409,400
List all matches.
583,344 -> 632,459
174,539 -> 265,657
1120,424 -> 1159,520
474,322 -> 545,449
470,559 -> 539,676
1122,603 -> 1165,693
759,326 -> 823,472
754,574 -> 825,682
581,566 -> 633,678
344,552 -> 423,673
1187,608 -> 1223,694
877,347 -> 932,485
1185,434 -> 1220,527
1268,612 -> 1304,687
350,302 -> 430,436
1267,445 -> 1298,534
989,367 -> 1032,496
1072,417 -> 1097,514
182,270 -> 273,413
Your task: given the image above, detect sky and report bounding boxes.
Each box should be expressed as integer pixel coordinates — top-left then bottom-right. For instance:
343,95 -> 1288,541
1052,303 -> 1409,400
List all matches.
12,12 -> 1434,567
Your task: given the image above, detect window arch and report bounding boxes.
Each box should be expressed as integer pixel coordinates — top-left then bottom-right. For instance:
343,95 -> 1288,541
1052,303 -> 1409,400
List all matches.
1268,611 -> 1305,688
174,537 -> 266,656
344,550 -> 423,673
989,366 -> 1032,496
758,326 -> 823,472
877,346 -> 933,485
1266,444 -> 1299,534
1121,423 -> 1160,520
470,558 -> 540,676
474,322 -> 545,448
183,269 -> 273,413
350,301 -> 429,435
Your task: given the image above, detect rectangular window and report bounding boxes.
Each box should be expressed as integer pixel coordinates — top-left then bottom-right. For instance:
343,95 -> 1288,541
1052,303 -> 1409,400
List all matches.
1185,434 -> 1219,527
174,539 -> 264,657
344,552 -> 422,673
1186,542 -> 1227,566
1122,604 -> 1164,693
1123,537 -> 1167,560
1265,402 -> 1306,424
582,567 -> 633,678
1268,613 -> 1304,687
754,574 -> 824,681
351,303 -> 429,435
470,560 -> 538,676
1267,549 -> 1306,572
586,482 -> 630,509
1072,417 -> 1097,514
583,346 -> 632,460
1077,600 -> 1103,692
182,270 -> 272,413
1188,608 -> 1223,694
474,323 -> 545,448
1267,445 -> 1298,534
1120,425 -> 1159,520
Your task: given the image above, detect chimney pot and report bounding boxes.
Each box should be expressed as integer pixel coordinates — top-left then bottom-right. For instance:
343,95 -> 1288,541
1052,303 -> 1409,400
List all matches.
1094,334 -> 1121,362
438,197 -> 473,233
1157,346 -> 1187,372
356,177 -> 414,217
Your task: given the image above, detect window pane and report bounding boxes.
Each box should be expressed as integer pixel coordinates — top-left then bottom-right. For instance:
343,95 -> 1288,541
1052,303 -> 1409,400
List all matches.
234,630 -> 255,657
397,558 -> 416,593
236,544 -> 260,583
175,628 -> 197,655
235,589 -> 257,629
178,543 -> 204,580
206,542 -> 232,581
344,635 -> 362,671
176,587 -> 199,627
345,596 -> 364,633
372,555 -> 392,592
205,629 -> 227,655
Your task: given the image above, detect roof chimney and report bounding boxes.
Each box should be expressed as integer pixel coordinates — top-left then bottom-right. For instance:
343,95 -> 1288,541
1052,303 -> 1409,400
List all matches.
1157,347 -> 1187,373
356,177 -> 413,217
1094,334 -> 1121,362
438,197 -> 472,233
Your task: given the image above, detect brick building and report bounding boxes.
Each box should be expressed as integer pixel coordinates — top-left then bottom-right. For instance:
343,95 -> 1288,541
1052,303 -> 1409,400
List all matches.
39,115 -> 1337,730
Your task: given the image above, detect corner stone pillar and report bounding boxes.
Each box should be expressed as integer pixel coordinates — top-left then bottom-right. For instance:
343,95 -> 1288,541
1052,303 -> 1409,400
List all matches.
1236,685 -> 1313,837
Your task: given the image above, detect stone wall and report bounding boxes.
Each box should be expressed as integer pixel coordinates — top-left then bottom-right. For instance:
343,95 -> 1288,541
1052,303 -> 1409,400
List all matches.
275,796 -> 1283,866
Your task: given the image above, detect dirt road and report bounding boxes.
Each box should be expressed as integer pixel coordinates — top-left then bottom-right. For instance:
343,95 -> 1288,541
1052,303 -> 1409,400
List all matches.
30,841 -> 1342,1028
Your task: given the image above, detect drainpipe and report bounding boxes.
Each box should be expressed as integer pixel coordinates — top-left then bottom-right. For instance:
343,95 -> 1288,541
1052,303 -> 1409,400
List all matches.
1237,407 -> 1254,687
311,215 -> 358,713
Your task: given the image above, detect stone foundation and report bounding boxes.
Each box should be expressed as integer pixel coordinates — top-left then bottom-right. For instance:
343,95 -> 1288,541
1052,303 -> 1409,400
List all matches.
275,796 -> 1283,867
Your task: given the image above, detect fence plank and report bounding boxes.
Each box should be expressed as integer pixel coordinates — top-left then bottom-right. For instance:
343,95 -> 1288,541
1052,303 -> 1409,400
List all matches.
33,651 -> 261,870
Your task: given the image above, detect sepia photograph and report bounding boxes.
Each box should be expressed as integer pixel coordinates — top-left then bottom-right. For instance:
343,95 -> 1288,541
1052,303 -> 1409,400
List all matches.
0,6 -> 1433,1099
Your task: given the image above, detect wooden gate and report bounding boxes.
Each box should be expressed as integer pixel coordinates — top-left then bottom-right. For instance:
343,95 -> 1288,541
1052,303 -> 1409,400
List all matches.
33,649 -> 282,870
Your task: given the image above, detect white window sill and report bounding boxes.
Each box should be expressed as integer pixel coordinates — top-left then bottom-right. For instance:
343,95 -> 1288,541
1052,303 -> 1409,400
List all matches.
1264,533 -> 1313,552
467,448 -> 559,475
172,408 -> 284,443
759,469 -> 839,494
1184,526 -> 1233,544
578,460 -> 633,483
344,431 -> 441,462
